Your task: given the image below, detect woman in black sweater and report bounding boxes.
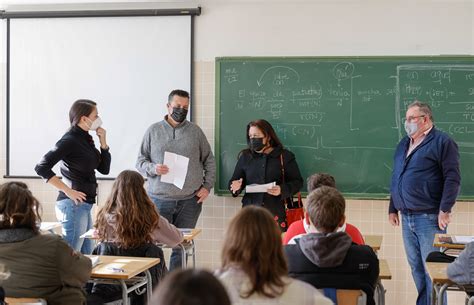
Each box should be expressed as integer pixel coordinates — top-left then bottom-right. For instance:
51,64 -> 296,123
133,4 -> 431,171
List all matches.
229,119 -> 303,231
35,99 -> 111,254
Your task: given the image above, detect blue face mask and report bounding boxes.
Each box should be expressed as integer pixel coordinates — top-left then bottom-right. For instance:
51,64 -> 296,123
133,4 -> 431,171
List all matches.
404,120 -> 419,136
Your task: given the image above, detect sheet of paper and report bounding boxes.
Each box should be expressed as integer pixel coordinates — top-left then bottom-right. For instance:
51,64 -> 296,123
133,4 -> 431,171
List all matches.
161,151 -> 190,189
39,222 -> 61,231
453,235 -> 474,244
245,182 -> 276,193
80,228 -> 96,239
90,256 -> 100,267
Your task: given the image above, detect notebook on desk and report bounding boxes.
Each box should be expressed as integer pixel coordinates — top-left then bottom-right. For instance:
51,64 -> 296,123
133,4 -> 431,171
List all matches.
439,235 -> 474,244
452,236 -> 474,244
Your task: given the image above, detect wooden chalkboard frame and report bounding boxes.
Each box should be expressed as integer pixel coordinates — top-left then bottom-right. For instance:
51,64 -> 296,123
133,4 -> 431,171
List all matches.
215,56 -> 474,200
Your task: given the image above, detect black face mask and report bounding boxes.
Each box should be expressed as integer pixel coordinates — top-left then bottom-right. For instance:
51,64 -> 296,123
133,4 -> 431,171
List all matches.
250,137 -> 265,152
170,107 -> 188,123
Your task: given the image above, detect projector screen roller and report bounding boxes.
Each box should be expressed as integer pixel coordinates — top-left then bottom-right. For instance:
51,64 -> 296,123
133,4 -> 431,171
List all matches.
7,15 -> 192,178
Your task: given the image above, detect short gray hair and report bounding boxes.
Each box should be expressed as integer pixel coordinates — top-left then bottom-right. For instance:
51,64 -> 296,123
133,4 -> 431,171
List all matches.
407,100 -> 433,122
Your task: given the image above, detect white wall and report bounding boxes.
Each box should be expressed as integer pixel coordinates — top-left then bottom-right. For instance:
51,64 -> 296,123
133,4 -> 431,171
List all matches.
195,0 -> 473,60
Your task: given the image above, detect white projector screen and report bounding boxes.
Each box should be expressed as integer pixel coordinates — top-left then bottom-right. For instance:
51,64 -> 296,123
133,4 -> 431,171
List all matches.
8,16 -> 191,178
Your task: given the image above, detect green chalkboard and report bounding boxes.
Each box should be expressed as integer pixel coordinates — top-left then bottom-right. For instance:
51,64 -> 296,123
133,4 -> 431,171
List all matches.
215,57 -> 474,199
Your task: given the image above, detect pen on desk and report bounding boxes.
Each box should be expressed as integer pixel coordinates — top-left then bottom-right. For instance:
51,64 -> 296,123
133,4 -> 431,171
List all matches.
107,266 -> 125,273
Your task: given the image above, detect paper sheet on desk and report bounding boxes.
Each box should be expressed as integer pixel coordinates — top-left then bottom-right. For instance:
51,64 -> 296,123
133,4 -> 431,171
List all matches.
161,152 -> 189,189
245,182 -> 276,193
453,235 -> 474,244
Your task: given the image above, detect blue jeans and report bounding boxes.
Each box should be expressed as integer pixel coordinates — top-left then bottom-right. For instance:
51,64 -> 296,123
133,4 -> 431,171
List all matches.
402,213 -> 447,305
55,199 -> 93,254
150,196 -> 202,270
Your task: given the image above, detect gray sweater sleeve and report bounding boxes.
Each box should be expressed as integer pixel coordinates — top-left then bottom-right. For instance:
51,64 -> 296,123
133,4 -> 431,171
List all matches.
447,241 -> 474,285
198,128 -> 216,191
136,126 -> 157,177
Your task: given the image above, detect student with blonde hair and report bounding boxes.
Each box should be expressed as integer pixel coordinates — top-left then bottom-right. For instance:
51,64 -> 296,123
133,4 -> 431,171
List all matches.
88,170 -> 183,305
0,182 -> 91,305
217,205 -> 332,305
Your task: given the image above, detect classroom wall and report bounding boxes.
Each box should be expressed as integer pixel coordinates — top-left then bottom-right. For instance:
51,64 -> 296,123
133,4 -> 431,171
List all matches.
1,1 -> 473,304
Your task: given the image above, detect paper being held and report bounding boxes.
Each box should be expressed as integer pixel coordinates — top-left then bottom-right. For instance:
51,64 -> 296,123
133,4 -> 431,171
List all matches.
245,182 -> 276,193
161,151 -> 189,189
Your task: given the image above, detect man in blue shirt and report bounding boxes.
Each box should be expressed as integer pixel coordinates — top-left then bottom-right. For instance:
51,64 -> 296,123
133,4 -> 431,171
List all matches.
389,101 -> 460,305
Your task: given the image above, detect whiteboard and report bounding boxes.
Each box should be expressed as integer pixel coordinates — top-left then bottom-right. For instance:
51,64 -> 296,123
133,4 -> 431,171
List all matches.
7,16 -> 191,178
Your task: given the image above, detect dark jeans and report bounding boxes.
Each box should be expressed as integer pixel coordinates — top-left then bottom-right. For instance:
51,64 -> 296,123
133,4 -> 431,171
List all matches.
149,195 -> 202,270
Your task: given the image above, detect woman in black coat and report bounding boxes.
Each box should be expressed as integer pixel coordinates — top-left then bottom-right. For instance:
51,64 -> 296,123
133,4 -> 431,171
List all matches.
229,119 -> 303,231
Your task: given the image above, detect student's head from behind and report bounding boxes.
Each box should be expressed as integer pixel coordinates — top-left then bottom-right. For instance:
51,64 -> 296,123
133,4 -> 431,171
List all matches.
306,186 -> 346,234
0,182 -> 41,234
307,173 -> 336,192
221,205 -> 287,298
69,99 -> 100,130
245,119 -> 283,153
95,170 -> 160,249
167,89 -> 190,124
150,269 -> 231,305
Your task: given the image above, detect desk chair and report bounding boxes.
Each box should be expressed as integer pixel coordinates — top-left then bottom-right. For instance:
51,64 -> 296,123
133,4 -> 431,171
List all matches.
4,298 -> 47,304
323,289 -> 367,305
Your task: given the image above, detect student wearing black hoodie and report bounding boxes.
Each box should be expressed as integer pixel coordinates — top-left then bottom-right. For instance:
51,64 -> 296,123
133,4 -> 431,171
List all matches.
284,186 -> 379,305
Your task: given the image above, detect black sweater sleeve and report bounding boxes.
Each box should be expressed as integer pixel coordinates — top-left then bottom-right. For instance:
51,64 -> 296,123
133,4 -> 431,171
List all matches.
97,148 -> 111,175
229,154 -> 247,197
280,150 -> 304,199
35,138 -> 73,181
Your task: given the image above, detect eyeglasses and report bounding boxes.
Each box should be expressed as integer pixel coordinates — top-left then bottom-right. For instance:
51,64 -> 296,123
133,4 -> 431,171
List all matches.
404,115 -> 425,123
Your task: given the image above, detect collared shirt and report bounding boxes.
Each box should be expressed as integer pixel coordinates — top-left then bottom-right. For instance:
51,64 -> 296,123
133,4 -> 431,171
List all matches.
406,125 -> 433,157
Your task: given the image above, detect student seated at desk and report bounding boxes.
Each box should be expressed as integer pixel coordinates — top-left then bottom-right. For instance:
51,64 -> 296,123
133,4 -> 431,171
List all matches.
0,182 -> 91,305
88,170 -> 183,305
447,241 -> 474,293
216,206 -> 332,305
284,186 -> 379,305
283,173 -> 365,245
151,269 -> 231,305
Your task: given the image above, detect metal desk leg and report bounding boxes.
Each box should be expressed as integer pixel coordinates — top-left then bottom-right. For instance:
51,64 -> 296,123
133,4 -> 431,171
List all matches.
178,243 -> 187,268
120,280 -> 129,305
376,280 -> 385,305
468,295 -> 474,305
432,283 -> 440,305
145,270 -> 153,302
191,240 -> 196,268
437,283 -> 449,305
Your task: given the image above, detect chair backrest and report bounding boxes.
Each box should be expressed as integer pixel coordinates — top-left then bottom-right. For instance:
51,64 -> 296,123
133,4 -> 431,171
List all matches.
323,289 -> 366,305
5,297 -> 47,304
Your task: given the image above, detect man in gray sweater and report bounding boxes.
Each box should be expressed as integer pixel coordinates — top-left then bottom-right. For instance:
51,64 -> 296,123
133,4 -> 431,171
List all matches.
136,89 -> 215,270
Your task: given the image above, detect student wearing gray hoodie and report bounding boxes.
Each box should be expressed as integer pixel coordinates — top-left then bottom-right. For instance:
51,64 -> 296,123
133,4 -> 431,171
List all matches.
284,186 -> 379,305
447,241 -> 474,290
136,89 -> 215,270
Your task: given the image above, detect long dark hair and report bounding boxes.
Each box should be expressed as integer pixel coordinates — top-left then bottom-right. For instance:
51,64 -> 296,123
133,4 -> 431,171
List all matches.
221,206 -> 288,298
69,99 -> 97,126
239,119 -> 283,157
0,182 -> 42,234
95,170 -> 160,249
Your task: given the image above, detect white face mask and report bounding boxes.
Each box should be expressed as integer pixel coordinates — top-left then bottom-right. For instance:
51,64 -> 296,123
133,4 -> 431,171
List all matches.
404,120 -> 419,136
87,117 -> 102,131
